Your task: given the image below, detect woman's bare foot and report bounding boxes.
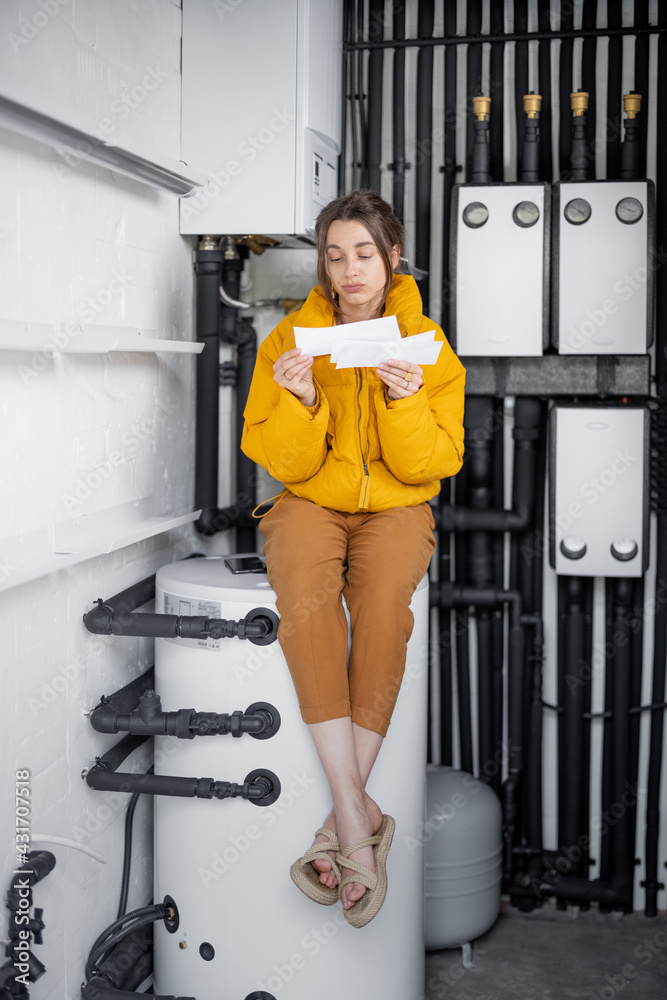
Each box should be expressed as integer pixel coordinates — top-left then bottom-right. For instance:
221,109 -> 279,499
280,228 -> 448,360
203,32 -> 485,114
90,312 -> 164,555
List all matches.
336,793 -> 383,909
308,809 -> 339,890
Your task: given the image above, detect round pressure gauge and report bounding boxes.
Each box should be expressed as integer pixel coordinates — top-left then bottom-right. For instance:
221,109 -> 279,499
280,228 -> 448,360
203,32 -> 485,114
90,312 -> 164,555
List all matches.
563,198 -> 592,225
615,197 -> 643,224
512,201 -> 540,228
462,201 -> 489,228
560,536 -> 587,560
610,537 -> 639,561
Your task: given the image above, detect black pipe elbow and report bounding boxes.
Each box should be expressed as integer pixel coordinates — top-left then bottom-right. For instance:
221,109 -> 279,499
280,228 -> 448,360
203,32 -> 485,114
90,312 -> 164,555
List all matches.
196,506 -> 222,536
83,603 -> 115,635
18,851 -> 56,886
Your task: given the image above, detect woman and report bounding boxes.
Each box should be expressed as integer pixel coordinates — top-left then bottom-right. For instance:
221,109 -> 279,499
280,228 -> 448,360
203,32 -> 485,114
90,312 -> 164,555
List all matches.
241,190 -> 465,928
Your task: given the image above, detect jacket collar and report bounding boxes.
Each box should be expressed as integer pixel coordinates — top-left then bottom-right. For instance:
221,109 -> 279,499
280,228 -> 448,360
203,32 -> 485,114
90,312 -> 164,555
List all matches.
295,274 -> 424,336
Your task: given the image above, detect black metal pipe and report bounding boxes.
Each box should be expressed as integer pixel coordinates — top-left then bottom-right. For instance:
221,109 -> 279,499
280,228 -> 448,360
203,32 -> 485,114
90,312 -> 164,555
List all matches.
465,0 -> 483,179
392,2 -> 406,221
343,25 -> 665,51
366,0 -> 384,193
217,250 -> 258,551
620,101 -> 642,180
538,875 -> 620,905
194,248 -> 223,535
90,689 -> 280,740
523,404 -> 548,892
503,621 -> 526,877
644,7 -> 667,917
465,397 -> 498,792
602,579 -> 636,909
477,612 -> 496,788
82,573 -> 279,644
634,0 -> 650,179
489,2 -> 505,181
435,396 -> 541,533
514,0 -> 529,176
570,103 -> 589,180
345,0 -> 358,192
356,0 -> 366,188
430,583 -> 524,627
440,0 -> 458,329
520,100 -> 541,182
415,0 -> 434,305
558,5 -> 575,178
558,577 -> 589,880
85,733 -> 281,805
582,1 -> 598,165
1,851 -> 56,988
84,603 -> 277,643
606,0 -> 623,179
537,0 -> 553,182
470,113 -> 492,184
234,318 -> 259,551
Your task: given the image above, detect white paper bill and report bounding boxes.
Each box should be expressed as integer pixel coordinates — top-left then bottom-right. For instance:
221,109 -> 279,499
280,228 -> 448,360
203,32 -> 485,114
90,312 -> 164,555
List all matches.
293,315 -> 401,356
334,333 -> 442,369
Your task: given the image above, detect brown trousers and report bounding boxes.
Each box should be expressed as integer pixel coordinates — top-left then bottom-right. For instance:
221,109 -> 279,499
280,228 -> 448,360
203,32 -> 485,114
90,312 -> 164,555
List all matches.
259,493 -> 436,737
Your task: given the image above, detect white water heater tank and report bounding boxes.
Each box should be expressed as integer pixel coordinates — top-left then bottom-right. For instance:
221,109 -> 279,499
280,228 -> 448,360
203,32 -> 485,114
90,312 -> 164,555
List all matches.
153,556 -> 429,1000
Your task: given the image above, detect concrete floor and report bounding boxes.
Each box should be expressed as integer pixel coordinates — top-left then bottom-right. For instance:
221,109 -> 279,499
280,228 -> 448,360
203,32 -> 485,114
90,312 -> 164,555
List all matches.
424,901 -> 667,1000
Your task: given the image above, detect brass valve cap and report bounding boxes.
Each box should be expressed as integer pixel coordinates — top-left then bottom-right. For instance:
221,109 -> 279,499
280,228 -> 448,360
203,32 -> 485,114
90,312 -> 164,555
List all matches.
473,95 -> 491,120
570,91 -> 589,115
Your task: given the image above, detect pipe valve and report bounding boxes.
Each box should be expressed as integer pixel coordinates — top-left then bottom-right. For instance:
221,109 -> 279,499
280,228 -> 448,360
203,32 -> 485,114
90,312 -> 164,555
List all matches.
523,93 -> 542,118
623,92 -> 641,118
472,95 -> 491,120
570,91 -> 589,115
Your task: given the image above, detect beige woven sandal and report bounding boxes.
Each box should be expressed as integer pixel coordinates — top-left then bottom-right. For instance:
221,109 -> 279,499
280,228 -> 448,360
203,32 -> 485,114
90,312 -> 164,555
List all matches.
336,814 -> 395,928
289,827 -> 341,905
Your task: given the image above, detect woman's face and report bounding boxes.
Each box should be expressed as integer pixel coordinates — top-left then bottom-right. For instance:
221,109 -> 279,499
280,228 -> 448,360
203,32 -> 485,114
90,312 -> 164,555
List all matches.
325,219 -> 399,319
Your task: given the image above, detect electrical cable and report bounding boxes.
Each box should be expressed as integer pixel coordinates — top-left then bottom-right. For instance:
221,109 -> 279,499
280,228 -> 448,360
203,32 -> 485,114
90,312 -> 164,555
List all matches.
117,792 -> 141,919
85,904 -> 167,983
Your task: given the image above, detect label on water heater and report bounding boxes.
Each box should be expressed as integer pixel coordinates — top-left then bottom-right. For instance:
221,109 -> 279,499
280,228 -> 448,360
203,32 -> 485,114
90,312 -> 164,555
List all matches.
163,591 -> 222,649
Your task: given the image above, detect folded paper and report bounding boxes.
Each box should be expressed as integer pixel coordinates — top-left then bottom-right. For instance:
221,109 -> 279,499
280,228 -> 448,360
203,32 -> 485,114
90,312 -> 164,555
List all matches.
334,335 -> 442,369
294,316 -> 441,368
294,315 -> 401,357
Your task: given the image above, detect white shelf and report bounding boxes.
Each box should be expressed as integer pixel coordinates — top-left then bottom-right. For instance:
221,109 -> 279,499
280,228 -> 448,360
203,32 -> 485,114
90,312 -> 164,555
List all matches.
0,503 -> 202,593
0,321 -> 203,354
0,85 -> 204,195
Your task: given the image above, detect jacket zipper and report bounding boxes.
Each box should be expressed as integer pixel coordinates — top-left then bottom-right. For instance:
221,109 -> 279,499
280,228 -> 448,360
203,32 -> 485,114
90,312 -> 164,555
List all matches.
356,368 -> 370,509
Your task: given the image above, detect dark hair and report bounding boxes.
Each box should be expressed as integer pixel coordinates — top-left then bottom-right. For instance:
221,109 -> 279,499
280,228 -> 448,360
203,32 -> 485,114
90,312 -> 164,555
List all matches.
315,191 -> 405,315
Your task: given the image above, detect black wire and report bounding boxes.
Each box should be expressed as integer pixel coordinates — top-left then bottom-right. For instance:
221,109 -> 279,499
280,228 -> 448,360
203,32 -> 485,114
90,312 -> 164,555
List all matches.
85,905 -> 167,983
118,792 -> 140,919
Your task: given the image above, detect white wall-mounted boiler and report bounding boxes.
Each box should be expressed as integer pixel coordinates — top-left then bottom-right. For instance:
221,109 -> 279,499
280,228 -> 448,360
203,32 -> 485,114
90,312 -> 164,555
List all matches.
180,0 -> 342,240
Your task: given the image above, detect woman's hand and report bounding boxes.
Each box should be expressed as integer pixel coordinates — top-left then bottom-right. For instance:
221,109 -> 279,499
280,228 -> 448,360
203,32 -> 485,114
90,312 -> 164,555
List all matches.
377,359 -> 423,401
273,348 -> 316,407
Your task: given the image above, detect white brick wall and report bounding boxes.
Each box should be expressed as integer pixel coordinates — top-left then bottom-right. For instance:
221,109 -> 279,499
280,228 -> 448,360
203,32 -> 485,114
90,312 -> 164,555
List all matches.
0,3 -> 196,995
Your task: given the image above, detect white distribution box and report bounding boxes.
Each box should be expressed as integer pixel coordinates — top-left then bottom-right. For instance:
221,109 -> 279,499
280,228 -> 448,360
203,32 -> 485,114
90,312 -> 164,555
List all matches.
450,183 -> 550,357
549,406 -> 649,577
553,180 -> 655,354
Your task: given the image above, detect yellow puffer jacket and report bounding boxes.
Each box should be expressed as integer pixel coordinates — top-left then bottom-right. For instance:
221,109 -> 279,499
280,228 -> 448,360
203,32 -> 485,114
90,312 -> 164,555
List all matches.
241,274 -> 465,513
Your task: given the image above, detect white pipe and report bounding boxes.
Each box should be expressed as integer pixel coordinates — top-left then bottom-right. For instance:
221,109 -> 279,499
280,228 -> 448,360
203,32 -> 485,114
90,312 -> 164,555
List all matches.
30,834 -> 107,864
219,282 -> 251,310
